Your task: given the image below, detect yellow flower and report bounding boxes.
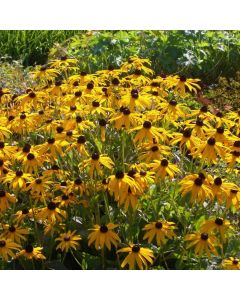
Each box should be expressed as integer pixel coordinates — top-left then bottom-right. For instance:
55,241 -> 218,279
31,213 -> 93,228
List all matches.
200,217 -> 232,241
0,237 -> 21,261
143,221 -> 176,246
117,244 -> 155,270
81,153 -> 114,178
185,232 -> 219,257
56,230 -> 81,252
150,159 -> 180,180
36,202 -> 67,223
17,245 -> 46,260
88,223 -> 120,250
2,224 -> 29,243
222,257 -> 240,270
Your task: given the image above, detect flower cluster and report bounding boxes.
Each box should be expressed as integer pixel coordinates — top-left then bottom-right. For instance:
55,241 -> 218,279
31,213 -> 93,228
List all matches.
0,55 -> 239,270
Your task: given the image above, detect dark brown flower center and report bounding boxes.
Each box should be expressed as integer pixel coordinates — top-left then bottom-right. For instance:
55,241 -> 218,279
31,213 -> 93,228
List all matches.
36,179 -> 42,184
115,170 -> 124,179
77,136 -> 86,144
91,153 -> 100,160
47,202 -> 57,210
27,153 -> 35,160
9,226 -> 16,232
123,108 -> 131,115
87,82 -> 94,90
75,91 -> 82,97
132,245 -> 140,253
100,225 -> 108,233
0,240 -> 6,247
112,78 -> 120,85
169,100 -> 177,106
76,116 -> 83,123
0,190 -> 6,197
200,106 -> 208,113
56,126 -> 64,133
216,127 -> 224,134
151,146 -> 159,152
183,129 -> 192,138
161,159 -> 169,167
70,105 -> 77,111
48,138 -> 55,144
74,178 -> 82,185
64,236 -> 71,242
215,218 -> 223,226
214,177 -> 222,186
25,245 -> 34,253
234,141 -> 240,148
155,222 -> 163,229
16,170 -> 23,177
99,119 -> 107,127
201,233 -> 209,240
194,177 -> 203,186
22,208 -> 29,214
207,137 -> 216,146
233,259 -> 239,265
143,121 -> 152,129
92,101 -> 100,107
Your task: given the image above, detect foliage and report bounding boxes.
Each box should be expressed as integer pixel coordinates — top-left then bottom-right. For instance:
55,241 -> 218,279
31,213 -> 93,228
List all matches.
0,30 -> 81,66
50,30 -> 240,84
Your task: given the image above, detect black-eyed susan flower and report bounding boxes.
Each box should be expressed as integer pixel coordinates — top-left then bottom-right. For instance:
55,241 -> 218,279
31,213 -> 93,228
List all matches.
55,230 -> 81,252
172,75 -> 201,95
108,170 -> 142,201
17,245 -> 46,260
222,257 -> 240,270
88,223 -> 120,250
179,173 -> 213,204
2,224 -> 29,243
200,217 -> 232,241
0,237 -> 21,261
150,159 -> 180,181
130,121 -> 170,144
0,190 -> 16,213
211,177 -> 237,204
192,137 -> 227,164
36,202 -> 67,223
109,107 -> 141,130
117,244 -> 155,270
81,153 -> 114,178
143,220 -> 176,246
185,232 -> 219,257
3,170 -> 33,191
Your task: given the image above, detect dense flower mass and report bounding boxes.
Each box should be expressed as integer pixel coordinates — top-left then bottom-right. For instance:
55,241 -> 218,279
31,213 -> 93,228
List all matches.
0,55 -> 239,270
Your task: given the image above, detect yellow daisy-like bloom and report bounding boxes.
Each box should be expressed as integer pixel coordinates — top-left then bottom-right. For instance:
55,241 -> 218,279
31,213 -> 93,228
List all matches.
222,257 -> 240,270
172,75 -> 201,95
226,188 -> 240,210
192,137 -> 227,164
3,170 -> 33,191
81,153 -> 114,178
120,89 -> 151,111
117,244 -> 155,270
109,107 -> 141,130
211,177 -> 237,204
170,128 -> 200,151
0,190 -> 16,213
200,217 -> 232,241
30,64 -> 60,81
2,224 -> 29,243
179,173 -> 213,204
36,202 -> 67,223
0,237 -> 21,261
130,121 -> 170,144
55,230 -> 81,252
88,223 -> 120,250
108,170 -> 142,201
14,208 -> 34,224
158,100 -> 188,123
185,232 -> 219,257
66,135 -> 89,157
143,221 -> 177,246
150,159 -> 181,181
138,141 -> 171,163
17,245 -> 46,260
